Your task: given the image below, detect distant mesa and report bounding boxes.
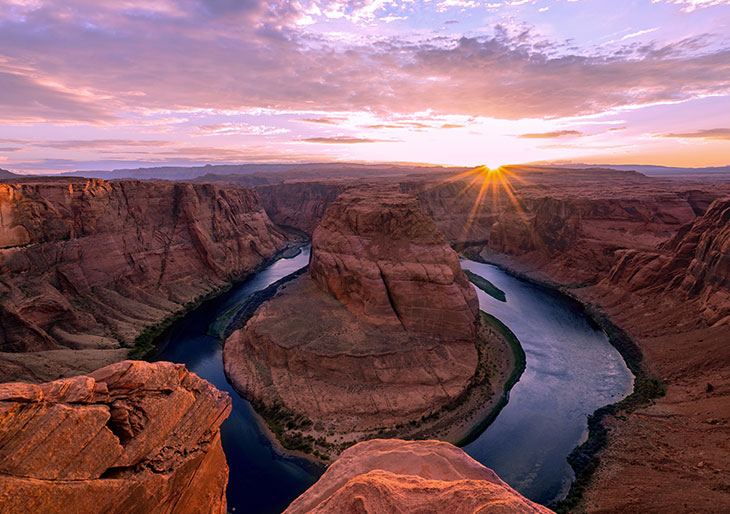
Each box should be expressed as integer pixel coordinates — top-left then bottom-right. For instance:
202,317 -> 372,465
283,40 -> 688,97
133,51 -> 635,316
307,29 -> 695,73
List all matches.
284,439 -> 552,514
0,169 -> 18,179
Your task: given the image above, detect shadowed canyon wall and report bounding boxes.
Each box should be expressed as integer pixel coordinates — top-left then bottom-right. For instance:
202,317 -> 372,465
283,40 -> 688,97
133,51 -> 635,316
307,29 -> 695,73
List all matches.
0,179 -> 288,382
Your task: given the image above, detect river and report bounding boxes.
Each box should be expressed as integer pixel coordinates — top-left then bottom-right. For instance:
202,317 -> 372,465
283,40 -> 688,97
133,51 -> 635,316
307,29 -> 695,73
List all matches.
154,247 -> 633,512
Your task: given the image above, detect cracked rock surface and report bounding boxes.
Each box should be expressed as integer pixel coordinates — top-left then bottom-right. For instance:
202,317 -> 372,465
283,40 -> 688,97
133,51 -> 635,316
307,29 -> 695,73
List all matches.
0,360 -> 231,514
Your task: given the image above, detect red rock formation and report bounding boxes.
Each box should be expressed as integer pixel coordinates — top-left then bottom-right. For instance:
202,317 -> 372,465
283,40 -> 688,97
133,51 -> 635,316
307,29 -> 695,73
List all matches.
256,182 -> 347,234
0,178 -> 288,382
224,188 -> 486,439
604,197 -> 730,327
284,439 -> 552,514
309,188 -> 479,338
0,360 -> 231,514
487,194 -> 699,283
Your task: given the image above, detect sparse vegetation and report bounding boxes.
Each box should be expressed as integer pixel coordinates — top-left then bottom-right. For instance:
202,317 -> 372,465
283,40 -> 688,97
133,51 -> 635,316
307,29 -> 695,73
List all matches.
454,311 -> 526,446
464,269 -> 507,302
130,244 -> 307,359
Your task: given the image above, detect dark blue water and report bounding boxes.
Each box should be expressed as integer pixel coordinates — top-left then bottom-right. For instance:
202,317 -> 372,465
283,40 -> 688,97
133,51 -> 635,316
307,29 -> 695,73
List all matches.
461,259 -> 633,504
155,249 -> 633,511
155,247 -> 321,514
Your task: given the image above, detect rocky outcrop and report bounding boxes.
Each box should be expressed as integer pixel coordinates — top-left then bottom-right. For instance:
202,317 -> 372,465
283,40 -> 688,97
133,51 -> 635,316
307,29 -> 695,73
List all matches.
605,198 -> 730,326
224,188 -> 494,449
0,179 -> 288,382
486,194 -> 699,283
0,360 -> 231,514
309,188 -> 479,338
284,439 -> 552,514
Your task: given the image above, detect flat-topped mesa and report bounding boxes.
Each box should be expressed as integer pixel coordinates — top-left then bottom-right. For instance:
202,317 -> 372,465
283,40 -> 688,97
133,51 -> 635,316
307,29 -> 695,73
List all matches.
284,439 -> 552,514
309,188 -> 479,338
0,360 -> 231,514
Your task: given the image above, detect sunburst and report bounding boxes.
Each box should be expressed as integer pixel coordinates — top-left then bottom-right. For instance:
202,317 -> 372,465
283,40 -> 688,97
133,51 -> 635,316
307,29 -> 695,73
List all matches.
431,165 -> 529,243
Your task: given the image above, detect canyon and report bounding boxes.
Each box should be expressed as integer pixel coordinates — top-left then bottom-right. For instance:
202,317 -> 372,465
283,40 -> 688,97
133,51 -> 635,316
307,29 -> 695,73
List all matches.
1,165 -> 729,513
0,178 -> 288,383
247,167 -> 730,511
0,360 -> 231,514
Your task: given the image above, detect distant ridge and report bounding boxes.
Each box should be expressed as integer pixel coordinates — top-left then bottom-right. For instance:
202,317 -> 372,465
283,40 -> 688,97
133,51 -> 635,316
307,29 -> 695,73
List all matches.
0,168 -> 18,179
546,163 -> 730,179
58,162 -> 468,182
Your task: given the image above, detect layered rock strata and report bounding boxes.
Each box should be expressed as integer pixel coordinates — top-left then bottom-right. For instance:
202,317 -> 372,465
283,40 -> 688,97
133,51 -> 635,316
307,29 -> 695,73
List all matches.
284,439 -> 552,514
224,188 -> 496,454
486,194 -> 703,284
0,178 -> 288,382
0,360 -> 231,514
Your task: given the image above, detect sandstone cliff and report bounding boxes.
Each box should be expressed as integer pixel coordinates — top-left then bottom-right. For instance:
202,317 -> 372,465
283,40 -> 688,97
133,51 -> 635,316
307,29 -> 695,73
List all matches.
0,360 -> 231,514
224,188 -> 507,455
0,179 -> 288,382
603,197 -> 730,329
256,182 -> 347,235
284,439 -> 552,514
486,194 -> 701,284
309,188 -> 479,337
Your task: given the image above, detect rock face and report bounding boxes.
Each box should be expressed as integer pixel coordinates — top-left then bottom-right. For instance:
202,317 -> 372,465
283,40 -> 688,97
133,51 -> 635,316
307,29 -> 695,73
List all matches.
309,188 -> 479,338
0,178 -> 288,382
284,439 -> 552,514
0,360 -> 231,514
605,198 -> 730,327
487,194 -> 699,283
256,182 -> 347,235
224,188 -> 482,436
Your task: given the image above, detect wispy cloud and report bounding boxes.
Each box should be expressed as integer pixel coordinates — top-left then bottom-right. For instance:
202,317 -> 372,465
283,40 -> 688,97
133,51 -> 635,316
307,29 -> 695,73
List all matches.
659,128 -> 730,140
651,0 -> 730,12
519,130 -> 583,139
297,136 -> 394,144
195,123 -> 289,136
297,117 -> 347,125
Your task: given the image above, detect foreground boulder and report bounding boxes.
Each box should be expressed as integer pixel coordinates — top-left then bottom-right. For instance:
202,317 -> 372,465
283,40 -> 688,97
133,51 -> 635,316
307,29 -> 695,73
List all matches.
284,439 -> 552,513
0,360 -> 231,514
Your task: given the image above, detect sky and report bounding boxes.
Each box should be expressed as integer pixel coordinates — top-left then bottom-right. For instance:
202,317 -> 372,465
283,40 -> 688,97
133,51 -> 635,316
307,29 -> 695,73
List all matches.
0,0 -> 729,173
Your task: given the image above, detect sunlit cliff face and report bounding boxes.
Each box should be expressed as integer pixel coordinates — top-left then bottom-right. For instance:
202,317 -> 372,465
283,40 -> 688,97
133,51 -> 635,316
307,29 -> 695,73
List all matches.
0,0 -> 729,173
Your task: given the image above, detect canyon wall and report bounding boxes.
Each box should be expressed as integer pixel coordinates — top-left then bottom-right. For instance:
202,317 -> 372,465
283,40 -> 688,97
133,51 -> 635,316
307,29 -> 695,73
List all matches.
486,193 -> 706,283
255,182 -> 347,235
0,360 -> 231,514
284,439 -> 552,514
255,179 -> 498,244
0,179 -> 288,382
605,198 -> 730,327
